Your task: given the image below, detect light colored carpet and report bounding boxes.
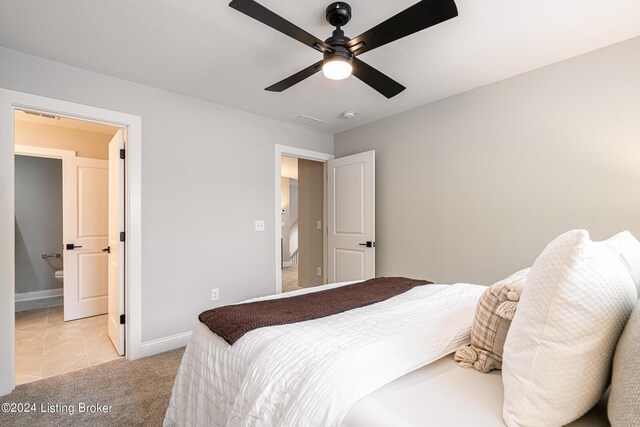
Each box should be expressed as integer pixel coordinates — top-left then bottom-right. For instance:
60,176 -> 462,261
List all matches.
0,347 -> 184,427
282,264 -> 302,292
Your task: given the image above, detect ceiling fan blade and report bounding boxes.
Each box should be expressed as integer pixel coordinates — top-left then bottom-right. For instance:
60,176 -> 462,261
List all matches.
351,58 -> 405,99
229,0 -> 333,54
346,0 -> 458,56
265,61 -> 324,92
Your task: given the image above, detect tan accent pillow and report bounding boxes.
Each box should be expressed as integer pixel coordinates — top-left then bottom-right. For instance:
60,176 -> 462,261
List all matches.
609,301 -> 640,426
454,268 -> 528,373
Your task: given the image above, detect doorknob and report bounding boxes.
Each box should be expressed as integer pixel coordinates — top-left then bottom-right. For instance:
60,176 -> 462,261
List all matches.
66,243 -> 83,250
358,241 -> 376,248
102,246 -> 111,253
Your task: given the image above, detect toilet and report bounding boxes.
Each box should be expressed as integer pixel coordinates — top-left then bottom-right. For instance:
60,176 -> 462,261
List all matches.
54,270 -> 63,283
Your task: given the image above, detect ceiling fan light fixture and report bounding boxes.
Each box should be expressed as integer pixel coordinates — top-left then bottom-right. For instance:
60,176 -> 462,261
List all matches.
230,0 -> 457,98
322,56 -> 352,80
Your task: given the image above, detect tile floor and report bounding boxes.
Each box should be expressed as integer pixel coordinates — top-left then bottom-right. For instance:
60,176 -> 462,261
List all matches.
14,306 -> 122,385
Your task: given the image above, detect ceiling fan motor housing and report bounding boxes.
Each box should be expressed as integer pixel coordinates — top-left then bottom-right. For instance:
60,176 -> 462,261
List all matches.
326,2 -> 352,27
324,3 -> 353,65
323,44 -> 352,65
324,28 -> 352,64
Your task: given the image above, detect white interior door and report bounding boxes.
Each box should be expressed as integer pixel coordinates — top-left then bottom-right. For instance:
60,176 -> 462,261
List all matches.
63,156 -> 109,321
108,129 -> 125,355
327,150 -> 375,283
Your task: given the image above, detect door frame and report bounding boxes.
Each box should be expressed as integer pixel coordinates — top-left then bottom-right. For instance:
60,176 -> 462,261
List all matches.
0,88 -> 143,396
274,145 -> 334,293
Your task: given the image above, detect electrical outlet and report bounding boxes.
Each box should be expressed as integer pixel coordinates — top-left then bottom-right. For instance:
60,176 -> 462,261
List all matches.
255,220 -> 265,232
317,220 -> 322,230
317,267 -> 322,277
211,288 -> 219,301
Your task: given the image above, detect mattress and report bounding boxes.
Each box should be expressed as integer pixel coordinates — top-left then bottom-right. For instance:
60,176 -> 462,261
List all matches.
343,354 -> 609,427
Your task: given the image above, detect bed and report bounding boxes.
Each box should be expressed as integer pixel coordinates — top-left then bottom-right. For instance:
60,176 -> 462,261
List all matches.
164,282 -> 609,427
164,280 -> 613,427
164,280 -> 488,426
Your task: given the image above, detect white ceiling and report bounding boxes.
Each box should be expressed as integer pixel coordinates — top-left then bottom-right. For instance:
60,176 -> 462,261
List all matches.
1,0 -> 639,134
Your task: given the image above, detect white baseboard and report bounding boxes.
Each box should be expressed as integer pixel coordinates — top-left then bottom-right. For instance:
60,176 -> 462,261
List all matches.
15,288 -> 63,312
15,288 -> 63,302
138,331 -> 192,359
0,383 -> 13,398
283,261 -> 292,268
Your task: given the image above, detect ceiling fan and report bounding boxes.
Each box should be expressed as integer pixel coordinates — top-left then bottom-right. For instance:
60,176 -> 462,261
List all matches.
228,0 -> 458,99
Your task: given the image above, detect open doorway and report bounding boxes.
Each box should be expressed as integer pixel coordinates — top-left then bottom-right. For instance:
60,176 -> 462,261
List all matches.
275,147 -> 334,293
0,89 -> 142,397
275,146 -> 377,294
280,155 -> 326,292
13,110 -> 124,385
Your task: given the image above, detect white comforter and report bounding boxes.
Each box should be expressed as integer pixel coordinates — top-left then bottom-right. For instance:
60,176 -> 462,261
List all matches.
164,282 -> 485,427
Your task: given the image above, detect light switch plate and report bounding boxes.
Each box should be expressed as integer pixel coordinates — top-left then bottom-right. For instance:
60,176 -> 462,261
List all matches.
255,220 -> 265,231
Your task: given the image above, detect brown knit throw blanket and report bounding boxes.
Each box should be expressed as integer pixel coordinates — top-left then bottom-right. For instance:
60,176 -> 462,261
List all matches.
199,276 -> 433,345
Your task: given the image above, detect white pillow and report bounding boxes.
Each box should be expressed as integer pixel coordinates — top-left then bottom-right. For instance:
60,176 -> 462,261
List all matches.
602,231 -> 640,298
502,230 -> 637,427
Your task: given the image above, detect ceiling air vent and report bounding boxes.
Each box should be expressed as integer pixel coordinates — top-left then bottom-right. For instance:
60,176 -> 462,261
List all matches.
291,114 -> 327,127
23,111 -> 60,120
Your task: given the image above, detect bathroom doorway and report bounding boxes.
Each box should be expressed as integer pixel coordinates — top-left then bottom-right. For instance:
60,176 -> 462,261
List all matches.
13,110 -> 124,385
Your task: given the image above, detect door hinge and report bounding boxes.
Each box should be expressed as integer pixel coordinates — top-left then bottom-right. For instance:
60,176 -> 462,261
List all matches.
119,314 -> 126,325
119,149 -> 125,160
120,231 -> 125,242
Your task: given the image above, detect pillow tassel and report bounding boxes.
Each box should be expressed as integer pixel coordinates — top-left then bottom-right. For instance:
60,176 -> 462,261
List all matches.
506,289 -> 520,302
496,300 -> 518,320
454,345 -> 478,368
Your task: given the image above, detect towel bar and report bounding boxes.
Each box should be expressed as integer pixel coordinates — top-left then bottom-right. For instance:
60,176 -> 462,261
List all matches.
41,253 -> 61,259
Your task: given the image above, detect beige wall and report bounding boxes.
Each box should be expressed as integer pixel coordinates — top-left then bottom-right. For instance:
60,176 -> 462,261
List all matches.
281,177 -> 291,261
298,159 -> 324,287
335,36 -> 640,286
14,120 -> 112,159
